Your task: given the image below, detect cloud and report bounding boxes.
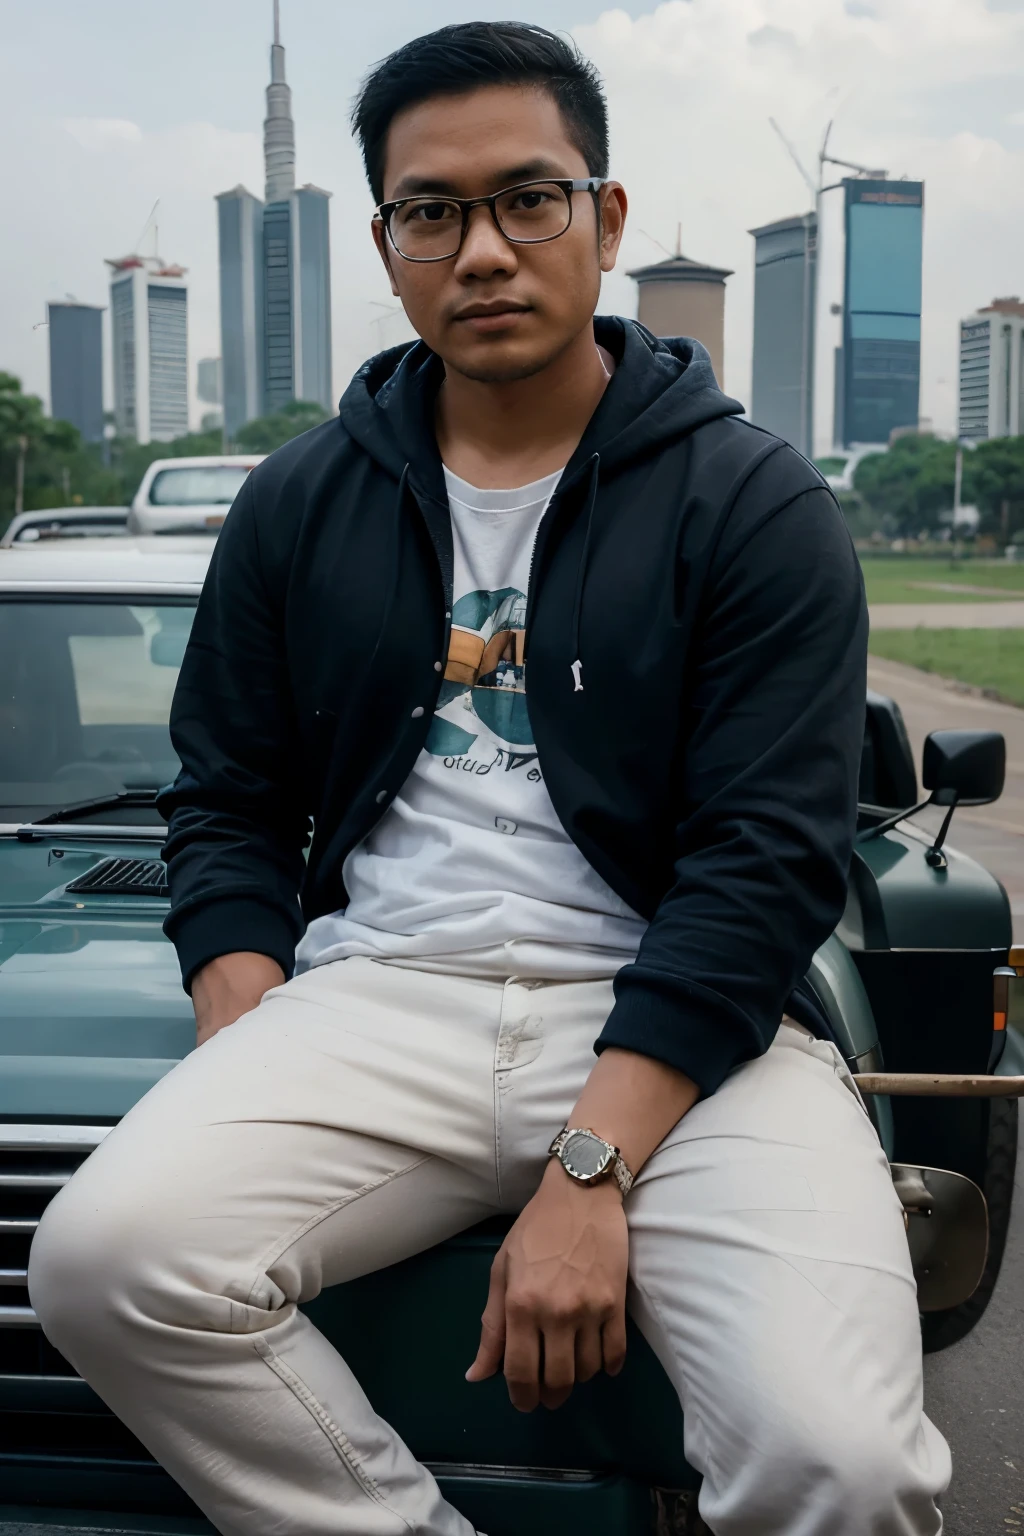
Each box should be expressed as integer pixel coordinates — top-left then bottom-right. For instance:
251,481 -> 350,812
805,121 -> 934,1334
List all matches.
577,0 -> 1024,445
60,117 -> 144,152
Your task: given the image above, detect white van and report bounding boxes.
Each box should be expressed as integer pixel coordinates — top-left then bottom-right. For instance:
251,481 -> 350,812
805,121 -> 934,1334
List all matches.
127,455 -> 265,535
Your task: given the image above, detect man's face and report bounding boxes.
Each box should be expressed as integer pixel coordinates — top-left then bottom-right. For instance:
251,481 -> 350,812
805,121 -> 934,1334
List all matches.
373,84 -> 626,383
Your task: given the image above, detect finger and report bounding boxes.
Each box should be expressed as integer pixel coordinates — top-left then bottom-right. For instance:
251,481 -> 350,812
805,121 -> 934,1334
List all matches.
602,1309 -> 628,1377
465,1250 -> 507,1383
540,1324 -> 577,1410
574,1322 -> 604,1385
503,1304 -> 541,1413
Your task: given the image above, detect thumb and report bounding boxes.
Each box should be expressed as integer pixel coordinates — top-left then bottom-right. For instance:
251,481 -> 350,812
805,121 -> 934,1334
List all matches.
466,1249 -> 507,1382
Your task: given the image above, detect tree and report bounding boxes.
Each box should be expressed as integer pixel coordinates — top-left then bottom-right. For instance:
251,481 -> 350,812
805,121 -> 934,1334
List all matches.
0,373 -> 82,521
852,434 -> 957,537
963,436 -> 1024,542
234,399 -> 330,454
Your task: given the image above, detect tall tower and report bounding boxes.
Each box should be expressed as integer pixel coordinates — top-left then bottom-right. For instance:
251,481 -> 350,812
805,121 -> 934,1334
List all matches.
215,2 -> 333,439
838,178 -> 923,448
47,302 -> 105,443
748,213 -> 817,456
264,0 -> 296,205
106,255 -> 188,444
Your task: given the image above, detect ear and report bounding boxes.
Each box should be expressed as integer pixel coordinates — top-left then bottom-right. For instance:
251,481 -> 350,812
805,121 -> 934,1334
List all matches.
598,183 -> 628,275
371,218 -> 401,298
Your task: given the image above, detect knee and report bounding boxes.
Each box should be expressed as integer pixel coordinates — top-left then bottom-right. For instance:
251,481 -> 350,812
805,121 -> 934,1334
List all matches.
766,1410 -> 941,1529
29,1180 -> 140,1353
29,1169 -> 208,1362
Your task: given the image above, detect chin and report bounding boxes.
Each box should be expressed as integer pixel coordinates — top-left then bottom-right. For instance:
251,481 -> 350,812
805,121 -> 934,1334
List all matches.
446,339 -> 563,386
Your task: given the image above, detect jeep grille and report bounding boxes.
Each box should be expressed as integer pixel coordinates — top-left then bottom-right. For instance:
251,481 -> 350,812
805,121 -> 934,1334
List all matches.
0,1126 -> 109,1371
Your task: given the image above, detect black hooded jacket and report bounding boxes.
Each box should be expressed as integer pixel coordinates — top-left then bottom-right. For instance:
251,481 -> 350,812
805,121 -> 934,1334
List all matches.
159,316 -> 868,1097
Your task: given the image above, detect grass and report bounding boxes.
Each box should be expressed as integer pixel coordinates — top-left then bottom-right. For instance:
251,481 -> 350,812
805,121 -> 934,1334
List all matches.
867,628 -> 1024,708
859,556 -> 1024,605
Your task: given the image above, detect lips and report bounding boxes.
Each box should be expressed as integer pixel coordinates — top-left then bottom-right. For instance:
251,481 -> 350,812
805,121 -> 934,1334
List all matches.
454,305 -> 531,334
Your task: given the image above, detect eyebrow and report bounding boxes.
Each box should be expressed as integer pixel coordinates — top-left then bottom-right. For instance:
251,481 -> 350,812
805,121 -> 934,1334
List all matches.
387,158 -> 570,201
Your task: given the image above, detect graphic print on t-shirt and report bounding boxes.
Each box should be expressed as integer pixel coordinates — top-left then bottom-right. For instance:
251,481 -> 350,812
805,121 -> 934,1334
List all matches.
426,585 -> 537,762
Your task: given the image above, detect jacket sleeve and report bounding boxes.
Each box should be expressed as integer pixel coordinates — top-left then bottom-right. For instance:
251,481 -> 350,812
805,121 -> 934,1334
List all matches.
157,475 -> 311,990
595,465 -> 868,1096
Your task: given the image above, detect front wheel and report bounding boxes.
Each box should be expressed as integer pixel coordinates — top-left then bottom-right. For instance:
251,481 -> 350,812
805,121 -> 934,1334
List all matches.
921,1097 -> 1018,1352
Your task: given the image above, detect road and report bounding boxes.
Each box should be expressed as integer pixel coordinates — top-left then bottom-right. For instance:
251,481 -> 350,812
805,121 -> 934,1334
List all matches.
870,600 -> 1024,629
2,658 -> 1021,1536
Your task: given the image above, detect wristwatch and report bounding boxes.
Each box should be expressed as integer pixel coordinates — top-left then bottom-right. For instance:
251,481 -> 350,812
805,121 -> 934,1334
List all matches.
548,1126 -> 634,1197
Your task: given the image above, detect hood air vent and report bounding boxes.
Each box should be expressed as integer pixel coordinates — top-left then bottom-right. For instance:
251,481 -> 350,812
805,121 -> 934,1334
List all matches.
65,856 -> 169,897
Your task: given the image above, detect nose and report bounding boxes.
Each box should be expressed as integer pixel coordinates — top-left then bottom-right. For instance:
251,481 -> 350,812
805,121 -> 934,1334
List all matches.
453,203 -> 518,281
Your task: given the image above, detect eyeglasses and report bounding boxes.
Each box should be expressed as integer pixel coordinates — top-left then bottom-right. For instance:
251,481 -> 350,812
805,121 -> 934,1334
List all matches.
376,178 -> 606,263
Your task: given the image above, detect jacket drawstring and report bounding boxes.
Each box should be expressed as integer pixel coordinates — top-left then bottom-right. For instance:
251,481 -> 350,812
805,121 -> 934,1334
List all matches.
569,454 -> 600,693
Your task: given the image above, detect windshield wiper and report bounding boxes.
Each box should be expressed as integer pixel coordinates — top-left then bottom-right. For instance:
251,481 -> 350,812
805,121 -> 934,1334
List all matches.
32,789 -> 162,826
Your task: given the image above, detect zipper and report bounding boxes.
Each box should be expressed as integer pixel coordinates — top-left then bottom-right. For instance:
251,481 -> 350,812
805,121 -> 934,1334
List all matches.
522,465 -> 585,663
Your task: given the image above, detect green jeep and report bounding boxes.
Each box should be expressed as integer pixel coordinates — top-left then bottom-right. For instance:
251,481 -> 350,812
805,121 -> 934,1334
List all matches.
0,540 -> 1021,1535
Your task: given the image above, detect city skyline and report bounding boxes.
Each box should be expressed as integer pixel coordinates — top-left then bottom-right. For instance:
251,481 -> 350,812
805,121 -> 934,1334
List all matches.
2,0 -> 1024,449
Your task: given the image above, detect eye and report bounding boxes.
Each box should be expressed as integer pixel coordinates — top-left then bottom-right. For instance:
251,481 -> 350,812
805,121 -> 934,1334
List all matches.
406,200 -> 457,224
509,189 -> 552,212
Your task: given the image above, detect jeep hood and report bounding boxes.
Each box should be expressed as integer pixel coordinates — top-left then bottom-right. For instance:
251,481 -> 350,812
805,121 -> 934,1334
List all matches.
0,836 -> 192,1119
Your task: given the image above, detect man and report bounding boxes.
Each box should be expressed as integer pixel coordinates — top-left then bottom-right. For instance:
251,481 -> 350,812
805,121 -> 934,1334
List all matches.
30,21 -> 949,1535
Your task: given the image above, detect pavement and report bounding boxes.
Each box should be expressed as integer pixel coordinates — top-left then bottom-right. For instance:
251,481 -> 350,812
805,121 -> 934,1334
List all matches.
870,600 -> 1024,628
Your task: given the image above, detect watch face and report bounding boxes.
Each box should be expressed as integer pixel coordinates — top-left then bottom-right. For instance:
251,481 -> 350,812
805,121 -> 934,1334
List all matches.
562,1131 -> 612,1180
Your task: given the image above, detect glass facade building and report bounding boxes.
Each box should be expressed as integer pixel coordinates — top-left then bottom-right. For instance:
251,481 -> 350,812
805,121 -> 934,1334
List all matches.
749,213 -> 817,456
47,302 -> 104,443
106,257 -> 189,444
217,187 -> 265,438
839,179 -> 923,447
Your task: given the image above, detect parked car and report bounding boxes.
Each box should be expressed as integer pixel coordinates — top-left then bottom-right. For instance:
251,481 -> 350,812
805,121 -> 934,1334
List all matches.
0,543 -> 1020,1534
126,455 -> 264,535
0,506 -> 129,547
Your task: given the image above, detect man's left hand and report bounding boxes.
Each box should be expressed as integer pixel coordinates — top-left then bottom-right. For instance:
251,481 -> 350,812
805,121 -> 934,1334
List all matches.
465,1159 -> 628,1411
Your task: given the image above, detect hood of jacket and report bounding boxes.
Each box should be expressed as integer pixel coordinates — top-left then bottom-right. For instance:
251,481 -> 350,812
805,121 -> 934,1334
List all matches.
337,315 -> 745,499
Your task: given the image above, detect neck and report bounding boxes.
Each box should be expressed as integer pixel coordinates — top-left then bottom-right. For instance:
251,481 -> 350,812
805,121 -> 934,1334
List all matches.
435,323 -> 612,489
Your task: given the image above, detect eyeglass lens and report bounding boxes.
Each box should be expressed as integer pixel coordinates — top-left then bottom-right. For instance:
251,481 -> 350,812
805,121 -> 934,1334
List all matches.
389,182 -> 573,259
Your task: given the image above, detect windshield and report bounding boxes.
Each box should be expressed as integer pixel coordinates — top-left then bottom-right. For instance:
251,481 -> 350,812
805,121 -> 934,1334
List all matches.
0,599 -> 194,822
148,465 -> 251,507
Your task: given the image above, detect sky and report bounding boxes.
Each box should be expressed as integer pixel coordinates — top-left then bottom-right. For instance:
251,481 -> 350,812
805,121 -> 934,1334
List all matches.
2,0 -> 1023,452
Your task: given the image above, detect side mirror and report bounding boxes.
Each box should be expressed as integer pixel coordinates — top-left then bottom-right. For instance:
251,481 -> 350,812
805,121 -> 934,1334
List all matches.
922,729 -> 1005,807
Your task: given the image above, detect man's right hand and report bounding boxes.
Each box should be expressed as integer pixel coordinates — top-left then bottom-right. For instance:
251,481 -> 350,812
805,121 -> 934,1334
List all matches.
191,952 -> 286,1047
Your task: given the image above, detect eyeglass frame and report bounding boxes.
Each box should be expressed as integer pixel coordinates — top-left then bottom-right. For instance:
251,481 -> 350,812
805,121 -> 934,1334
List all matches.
375,177 -> 608,263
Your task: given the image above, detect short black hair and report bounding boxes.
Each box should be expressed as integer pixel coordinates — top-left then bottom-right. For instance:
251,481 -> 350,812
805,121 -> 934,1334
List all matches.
351,21 -> 609,205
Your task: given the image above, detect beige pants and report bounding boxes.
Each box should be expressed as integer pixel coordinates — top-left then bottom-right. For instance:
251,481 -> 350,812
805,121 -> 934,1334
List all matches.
29,958 -> 950,1535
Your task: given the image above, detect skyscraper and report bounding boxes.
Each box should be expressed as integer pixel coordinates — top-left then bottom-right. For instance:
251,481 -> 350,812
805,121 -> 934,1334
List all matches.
216,2 -> 333,438
106,255 -> 189,444
748,213 -> 817,456
958,297 -> 1024,441
218,185 -> 265,438
836,179 -> 923,448
47,301 -> 104,443
627,250 -> 732,386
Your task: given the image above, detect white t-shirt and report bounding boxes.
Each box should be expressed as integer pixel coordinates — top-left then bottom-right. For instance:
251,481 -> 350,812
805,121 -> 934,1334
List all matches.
294,465 -> 647,980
